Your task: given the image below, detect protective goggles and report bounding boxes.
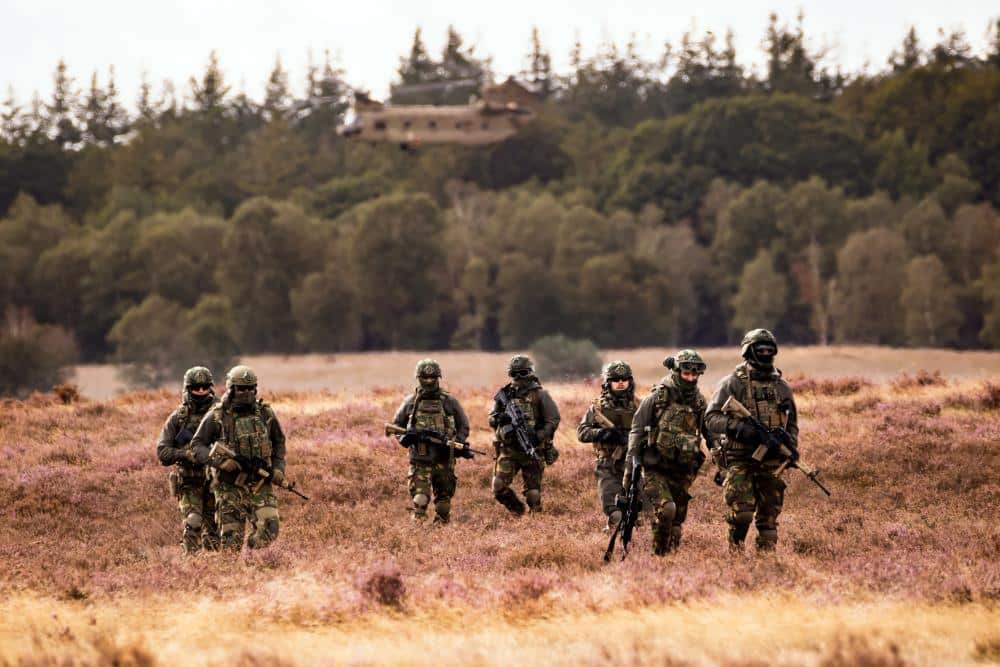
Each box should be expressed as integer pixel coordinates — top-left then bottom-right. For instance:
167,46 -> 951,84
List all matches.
678,362 -> 706,374
753,344 -> 777,356
232,385 -> 257,392
188,383 -> 212,391
510,369 -> 533,378
608,376 -> 632,383
418,375 -> 440,381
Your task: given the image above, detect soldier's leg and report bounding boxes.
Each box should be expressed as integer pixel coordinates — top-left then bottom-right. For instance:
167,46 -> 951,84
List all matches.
407,464 -> 433,521
665,475 -> 694,551
431,463 -> 457,525
521,457 -> 544,513
492,451 -> 525,515
596,458 -> 625,529
213,482 -> 247,551
642,468 -> 677,555
723,462 -> 756,550
201,479 -> 220,551
178,484 -> 204,554
247,485 -> 280,549
753,470 -> 786,551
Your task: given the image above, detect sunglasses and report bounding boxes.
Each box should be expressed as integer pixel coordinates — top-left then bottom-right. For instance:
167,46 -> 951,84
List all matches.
418,375 -> 439,381
232,385 -> 257,392
678,363 -> 706,373
609,377 -> 632,383
510,369 -> 532,378
189,384 -> 212,391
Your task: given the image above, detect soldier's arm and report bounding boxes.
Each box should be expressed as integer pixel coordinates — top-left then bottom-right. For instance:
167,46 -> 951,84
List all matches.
156,412 -> 182,466
780,384 -> 799,447
392,395 -> 415,430
704,376 -> 739,438
577,404 -> 601,443
190,411 -> 221,465
626,393 -> 656,460
487,393 -> 505,428
537,389 -> 560,441
448,396 -> 471,442
267,408 -> 286,473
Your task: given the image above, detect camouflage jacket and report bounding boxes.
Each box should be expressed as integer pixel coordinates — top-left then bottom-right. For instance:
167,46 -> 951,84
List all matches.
191,397 -> 287,473
577,393 -> 639,462
488,379 -> 561,445
156,399 -> 217,475
627,374 -> 710,470
391,389 -> 470,464
705,362 -> 798,452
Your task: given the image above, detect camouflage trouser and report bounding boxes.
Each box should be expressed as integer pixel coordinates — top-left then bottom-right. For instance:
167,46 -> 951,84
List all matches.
177,474 -> 219,553
407,462 -> 457,522
723,461 -> 786,548
213,480 -> 279,550
595,456 -> 625,518
642,466 -> 694,553
493,446 -> 545,512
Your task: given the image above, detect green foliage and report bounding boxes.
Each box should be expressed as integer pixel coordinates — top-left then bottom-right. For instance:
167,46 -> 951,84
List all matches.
833,228 -> 909,344
529,334 -> 602,381
731,250 -> 788,335
979,246 -> 1000,348
0,307 -> 79,397
900,255 -> 963,346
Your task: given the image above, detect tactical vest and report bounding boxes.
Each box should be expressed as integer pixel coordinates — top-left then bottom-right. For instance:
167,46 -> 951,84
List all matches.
175,401 -> 212,478
736,364 -> 785,429
593,395 -> 637,459
220,401 -> 273,464
408,392 -> 456,464
649,383 -> 705,469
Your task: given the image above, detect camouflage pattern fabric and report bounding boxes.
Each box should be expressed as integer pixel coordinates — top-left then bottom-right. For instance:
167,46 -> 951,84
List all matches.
407,462 -> 457,522
177,475 -> 219,552
493,447 -> 545,510
595,458 -> 625,517
642,466 -> 695,553
723,461 -> 786,546
213,480 -> 279,550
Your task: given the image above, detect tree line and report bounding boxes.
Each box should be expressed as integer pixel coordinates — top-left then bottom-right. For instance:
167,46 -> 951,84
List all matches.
1,15 -> 999,391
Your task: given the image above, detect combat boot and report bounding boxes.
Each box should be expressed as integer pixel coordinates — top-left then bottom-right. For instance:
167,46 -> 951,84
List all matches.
525,489 -> 542,514
652,529 -> 671,556
756,528 -> 778,552
495,488 -> 525,516
669,525 -> 683,551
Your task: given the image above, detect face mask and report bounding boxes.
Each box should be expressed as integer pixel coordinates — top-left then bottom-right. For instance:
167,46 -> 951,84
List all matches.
189,391 -> 214,409
231,387 -> 256,410
417,377 -> 440,394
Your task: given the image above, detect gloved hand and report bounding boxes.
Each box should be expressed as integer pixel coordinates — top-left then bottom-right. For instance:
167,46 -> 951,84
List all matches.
734,420 -> 762,445
544,445 -> 559,465
614,493 -> 629,512
495,413 -> 513,426
218,458 -> 241,473
172,448 -> 194,464
456,444 -> 474,459
596,428 -> 615,443
270,468 -> 285,486
608,428 -> 627,446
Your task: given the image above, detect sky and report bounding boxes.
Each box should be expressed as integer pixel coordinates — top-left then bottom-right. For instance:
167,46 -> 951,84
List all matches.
1,0 -> 996,108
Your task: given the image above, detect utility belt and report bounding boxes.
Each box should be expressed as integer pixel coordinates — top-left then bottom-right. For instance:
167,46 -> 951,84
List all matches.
167,468 -> 209,498
642,445 -> 705,475
408,441 -> 452,465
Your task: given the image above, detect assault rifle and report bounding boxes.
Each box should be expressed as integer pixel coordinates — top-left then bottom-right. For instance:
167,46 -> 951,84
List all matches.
590,403 -> 628,447
604,425 -> 648,562
383,423 -> 486,458
721,396 -> 831,497
493,386 -> 543,462
208,442 -> 310,500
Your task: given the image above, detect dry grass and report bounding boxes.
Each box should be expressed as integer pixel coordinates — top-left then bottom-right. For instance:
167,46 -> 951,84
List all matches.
2,353 -> 999,665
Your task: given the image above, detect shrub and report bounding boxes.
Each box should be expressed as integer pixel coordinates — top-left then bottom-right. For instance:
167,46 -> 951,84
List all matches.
0,307 -> 79,398
788,375 -> 873,396
357,562 -> 406,608
529,335 -> 602,381
891,369 -> 946,391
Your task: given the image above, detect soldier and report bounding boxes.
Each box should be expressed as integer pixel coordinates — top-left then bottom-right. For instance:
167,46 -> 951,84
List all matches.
577,360 -> 639,531
705,329 -> 799,552
624,350 -> 710,555
156,366 -> 219,554
390,359 -> 473,524
191,365 -> 287,550
488,355 -> 560,515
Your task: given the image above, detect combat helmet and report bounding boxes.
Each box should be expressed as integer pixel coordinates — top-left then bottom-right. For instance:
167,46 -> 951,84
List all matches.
740,328 -> 778,358
602,360 -> 633,382
183,366 -> 213,389
225,365 -> 258,390
673,349 -> 707,375
507,355 -> 535,377
415,358 -> 442,378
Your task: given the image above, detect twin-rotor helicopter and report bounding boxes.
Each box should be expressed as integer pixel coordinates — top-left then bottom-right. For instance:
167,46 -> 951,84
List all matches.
337,76 -> 540,149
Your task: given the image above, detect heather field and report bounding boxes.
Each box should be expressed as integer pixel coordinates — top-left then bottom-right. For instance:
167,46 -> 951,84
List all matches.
2,357 -> 999,665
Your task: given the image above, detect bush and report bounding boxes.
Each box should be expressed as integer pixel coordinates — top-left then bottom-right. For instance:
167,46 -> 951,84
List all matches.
0,307 -> 79,398
529,334 -> 602,381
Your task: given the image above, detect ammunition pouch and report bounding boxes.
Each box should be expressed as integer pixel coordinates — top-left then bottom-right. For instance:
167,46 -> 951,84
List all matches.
167,471 -> 180,499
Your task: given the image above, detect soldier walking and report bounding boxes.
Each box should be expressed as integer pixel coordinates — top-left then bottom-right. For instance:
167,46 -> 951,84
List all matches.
156,366 -> 219,554
624,351 -> 710,555
389,359 -> 473,524
577,360 -> 639,531
488,355 -> 560,515
191,365 -> 287,550
705,329 -> 799,552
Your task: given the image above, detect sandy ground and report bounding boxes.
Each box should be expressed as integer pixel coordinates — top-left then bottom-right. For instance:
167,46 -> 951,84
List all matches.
71,346 -> 1000,400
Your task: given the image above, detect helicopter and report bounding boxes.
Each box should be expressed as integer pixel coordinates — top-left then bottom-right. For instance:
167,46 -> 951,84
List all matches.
337,76 -> 540,149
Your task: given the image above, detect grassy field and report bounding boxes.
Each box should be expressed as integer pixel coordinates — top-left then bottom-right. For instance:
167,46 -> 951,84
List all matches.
2,350 -> 999,665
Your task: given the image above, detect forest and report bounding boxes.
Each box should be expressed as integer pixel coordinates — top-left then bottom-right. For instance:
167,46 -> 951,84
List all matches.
2,15 -> 999,392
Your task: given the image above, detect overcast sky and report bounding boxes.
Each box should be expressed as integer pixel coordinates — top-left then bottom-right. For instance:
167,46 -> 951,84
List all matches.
2,0 -> 996,108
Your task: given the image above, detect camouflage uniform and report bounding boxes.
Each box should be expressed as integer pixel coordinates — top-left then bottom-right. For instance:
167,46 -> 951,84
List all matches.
705,329 -> 799,551
625,351 -> 709,555
191,366 -> 287,550
391,359 -> 471,524
488,355 -> 561,515
156,366 -> 219,553
577,360 -> 639,530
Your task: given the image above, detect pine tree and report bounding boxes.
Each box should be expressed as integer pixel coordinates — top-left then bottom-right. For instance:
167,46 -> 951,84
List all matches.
190,50 -> 229,114
397,28 -> 436,85
889,26 -> 922,72
81,71 -> 107,144
263,55 -> 291,121
102,66 -> 129,142
136,71 -> 158,126
1,86 -> 23,144
48,59 -> 81,147
523,27 -> 553,98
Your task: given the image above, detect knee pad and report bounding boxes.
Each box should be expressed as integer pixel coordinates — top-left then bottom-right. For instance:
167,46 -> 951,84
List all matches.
491,476 -> 508,495
607,510 -> 622,528
183,512 -> 203,531
434,498 -> 451,516
658,501 -> 677,525
413,493 -> 429,510
730,508 -> 754,527
524,489 -> 541,508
